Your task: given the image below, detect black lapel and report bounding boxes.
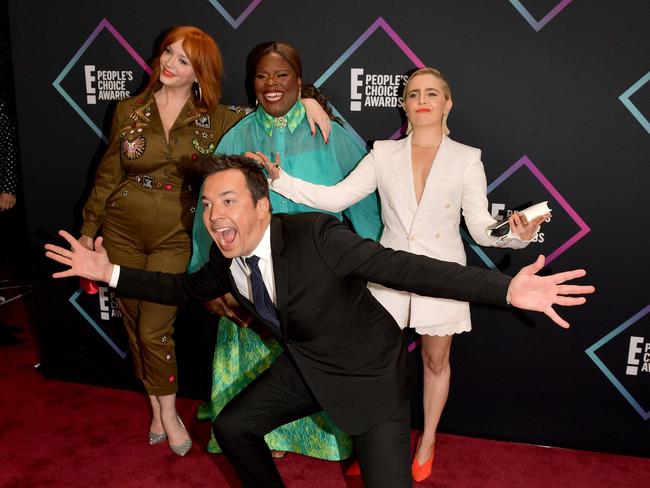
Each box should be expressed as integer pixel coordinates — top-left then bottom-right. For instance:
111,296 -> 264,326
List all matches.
225,260 -> 261,322
270,216 -> 289,336
219,236 -> 283,339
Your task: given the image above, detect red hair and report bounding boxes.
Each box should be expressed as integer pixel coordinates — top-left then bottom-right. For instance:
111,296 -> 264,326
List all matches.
145,26 -> 223,113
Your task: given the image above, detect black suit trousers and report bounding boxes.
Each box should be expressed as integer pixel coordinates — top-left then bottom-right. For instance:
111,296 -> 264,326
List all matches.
212,352 -> 412,488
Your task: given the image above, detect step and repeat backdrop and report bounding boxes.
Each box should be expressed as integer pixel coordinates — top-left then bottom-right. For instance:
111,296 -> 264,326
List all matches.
9,0 -> 649,456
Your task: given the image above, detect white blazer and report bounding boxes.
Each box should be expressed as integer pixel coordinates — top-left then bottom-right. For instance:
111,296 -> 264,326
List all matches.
271,134 -> 529,334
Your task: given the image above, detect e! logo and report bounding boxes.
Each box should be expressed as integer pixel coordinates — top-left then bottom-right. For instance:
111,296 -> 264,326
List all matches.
626,336 -> 649,375
350,68 -> 364,112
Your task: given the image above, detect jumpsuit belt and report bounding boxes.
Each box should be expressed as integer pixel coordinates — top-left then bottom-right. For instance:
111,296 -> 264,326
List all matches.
127,174 -> 193,193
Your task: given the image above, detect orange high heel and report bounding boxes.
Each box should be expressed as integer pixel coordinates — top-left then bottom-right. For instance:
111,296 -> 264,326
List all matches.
411,441 -> 434,482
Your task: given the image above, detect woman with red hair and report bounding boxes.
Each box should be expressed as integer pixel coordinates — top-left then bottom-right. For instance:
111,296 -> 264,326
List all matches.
79,26 -> 329,457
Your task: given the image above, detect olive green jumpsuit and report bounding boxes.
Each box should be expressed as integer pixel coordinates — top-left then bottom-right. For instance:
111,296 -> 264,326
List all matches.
81,91 -> 243,395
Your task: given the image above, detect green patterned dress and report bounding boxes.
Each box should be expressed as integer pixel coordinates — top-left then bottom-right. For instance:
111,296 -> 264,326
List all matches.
190,101 -> 382,459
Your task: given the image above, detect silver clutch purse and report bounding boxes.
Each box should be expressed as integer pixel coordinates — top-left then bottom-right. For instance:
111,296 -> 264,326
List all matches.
486,201 -> 552,237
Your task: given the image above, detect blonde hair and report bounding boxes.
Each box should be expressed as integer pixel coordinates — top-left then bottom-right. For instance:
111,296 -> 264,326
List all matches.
402,67 -> 452,135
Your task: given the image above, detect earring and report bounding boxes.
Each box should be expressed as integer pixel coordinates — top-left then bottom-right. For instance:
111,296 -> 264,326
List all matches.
193,80 -> 202,102
442,113 -> 450,136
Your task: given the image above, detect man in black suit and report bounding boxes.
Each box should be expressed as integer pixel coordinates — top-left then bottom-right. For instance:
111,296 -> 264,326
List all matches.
45,155 -> 594,488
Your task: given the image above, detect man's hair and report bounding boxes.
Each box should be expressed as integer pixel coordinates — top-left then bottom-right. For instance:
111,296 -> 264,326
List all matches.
196,154 -> 270,206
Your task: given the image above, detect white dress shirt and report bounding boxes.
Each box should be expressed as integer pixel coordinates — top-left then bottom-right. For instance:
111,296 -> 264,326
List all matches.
229,223 -> 276,305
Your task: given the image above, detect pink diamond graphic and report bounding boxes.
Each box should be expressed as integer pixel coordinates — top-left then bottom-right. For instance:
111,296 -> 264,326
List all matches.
509,0 -> 574,32
463,155 -> 590,269
315,17 -> 424,145
208,0 -> 263,29
52,18 -> 151,143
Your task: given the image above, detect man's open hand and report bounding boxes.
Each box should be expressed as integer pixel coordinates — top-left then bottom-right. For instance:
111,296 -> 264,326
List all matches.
45,230 -> 114,283
507,255 -> 595,328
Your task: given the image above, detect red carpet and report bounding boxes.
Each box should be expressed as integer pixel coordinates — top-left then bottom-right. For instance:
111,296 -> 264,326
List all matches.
1,293 -> 649,487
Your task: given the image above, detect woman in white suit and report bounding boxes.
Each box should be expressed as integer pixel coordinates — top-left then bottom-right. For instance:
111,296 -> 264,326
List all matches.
253,67 -> 548,482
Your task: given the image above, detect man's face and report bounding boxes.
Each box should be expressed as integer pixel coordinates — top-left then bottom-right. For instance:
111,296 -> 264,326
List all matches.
201,169 -> 270,258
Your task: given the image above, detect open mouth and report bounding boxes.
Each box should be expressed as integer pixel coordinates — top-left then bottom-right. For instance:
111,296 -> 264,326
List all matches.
263,91 -> 283,102
213,226 -> 238,249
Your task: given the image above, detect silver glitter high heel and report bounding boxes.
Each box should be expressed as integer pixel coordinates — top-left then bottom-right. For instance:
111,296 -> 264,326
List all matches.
169,417 -> 192,457
148,431 -> 167,445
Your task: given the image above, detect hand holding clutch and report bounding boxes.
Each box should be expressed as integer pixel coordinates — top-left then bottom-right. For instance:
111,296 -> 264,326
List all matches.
487,201 -> 552,238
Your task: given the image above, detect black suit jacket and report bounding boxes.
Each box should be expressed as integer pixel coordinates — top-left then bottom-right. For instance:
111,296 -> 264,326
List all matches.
118,213 -> 511,434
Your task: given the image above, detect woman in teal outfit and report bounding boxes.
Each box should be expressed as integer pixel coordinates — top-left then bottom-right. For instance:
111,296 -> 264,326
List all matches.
189,41 -> 382,459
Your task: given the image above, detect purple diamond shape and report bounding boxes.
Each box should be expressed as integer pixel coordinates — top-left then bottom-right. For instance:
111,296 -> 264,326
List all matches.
586,304 -> 650,420
52,18 -> 151,143
509,0 -> 574,32
208,0 -> 263,29
315,17 -> 424,145
485,155 -> 590,265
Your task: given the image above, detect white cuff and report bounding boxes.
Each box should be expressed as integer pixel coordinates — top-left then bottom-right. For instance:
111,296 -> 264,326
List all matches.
506,226 -> 539,244
268,169 -> 287,189
108,265 -> 121,288
505,229 -> 523,241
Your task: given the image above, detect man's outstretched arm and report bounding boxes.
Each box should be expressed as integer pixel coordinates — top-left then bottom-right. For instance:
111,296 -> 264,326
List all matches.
45,230 -> 229,305
314,216 -> 595,329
